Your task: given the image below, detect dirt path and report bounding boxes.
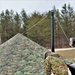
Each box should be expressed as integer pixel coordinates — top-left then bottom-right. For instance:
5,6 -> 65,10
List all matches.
48,48 -> 75,60
56,50 -> 75,60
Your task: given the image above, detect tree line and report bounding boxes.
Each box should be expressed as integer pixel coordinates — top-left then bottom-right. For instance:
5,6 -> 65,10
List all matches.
0,3 -> 75,48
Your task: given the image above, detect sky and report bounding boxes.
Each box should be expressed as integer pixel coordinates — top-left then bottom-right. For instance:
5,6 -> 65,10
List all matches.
0,0 -> 75,15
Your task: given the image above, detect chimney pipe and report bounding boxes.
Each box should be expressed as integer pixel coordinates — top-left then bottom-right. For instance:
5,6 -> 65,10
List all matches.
51,10 -> 55,52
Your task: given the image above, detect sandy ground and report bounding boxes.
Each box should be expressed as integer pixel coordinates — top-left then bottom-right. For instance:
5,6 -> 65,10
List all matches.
48,47 -> 75,60
56,50 -> 75,60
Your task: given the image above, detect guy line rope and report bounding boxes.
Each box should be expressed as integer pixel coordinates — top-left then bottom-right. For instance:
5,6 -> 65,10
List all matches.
22,16 -> 47,35
54,12 -> 73,48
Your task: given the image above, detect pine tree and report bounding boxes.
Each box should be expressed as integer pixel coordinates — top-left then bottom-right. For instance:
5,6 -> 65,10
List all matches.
21,9 -> 28,35
14,12 -> 21,34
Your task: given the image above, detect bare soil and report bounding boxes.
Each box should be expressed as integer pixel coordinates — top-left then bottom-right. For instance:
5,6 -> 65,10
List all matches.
56,50 -> 75,60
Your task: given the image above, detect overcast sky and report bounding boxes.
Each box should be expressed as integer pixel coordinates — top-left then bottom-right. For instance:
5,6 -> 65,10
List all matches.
0,0 -> 75,15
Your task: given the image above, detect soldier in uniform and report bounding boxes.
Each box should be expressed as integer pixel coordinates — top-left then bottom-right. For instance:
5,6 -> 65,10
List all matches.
44,51 -> 68,75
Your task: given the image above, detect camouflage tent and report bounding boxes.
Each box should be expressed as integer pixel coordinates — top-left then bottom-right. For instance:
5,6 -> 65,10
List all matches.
0,33 -> 47,75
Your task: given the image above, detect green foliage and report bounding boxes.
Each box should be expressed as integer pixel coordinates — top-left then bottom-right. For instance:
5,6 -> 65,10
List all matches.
61,3 -> 74,37
27,11 -> 51,46
0,3 -> 75,48
21,9 -> 28,35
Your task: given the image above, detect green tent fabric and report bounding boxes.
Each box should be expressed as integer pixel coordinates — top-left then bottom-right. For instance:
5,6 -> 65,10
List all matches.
0,33 -> 47,75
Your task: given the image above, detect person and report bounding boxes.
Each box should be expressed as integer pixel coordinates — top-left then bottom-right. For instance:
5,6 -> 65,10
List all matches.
44,51 -> 68,75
